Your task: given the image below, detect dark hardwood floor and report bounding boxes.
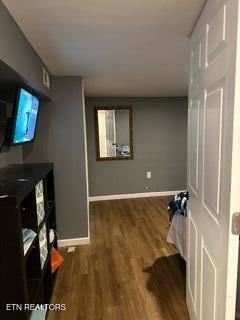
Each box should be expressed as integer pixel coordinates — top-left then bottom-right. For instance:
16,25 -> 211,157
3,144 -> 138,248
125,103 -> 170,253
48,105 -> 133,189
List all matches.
48,197 -> 189,320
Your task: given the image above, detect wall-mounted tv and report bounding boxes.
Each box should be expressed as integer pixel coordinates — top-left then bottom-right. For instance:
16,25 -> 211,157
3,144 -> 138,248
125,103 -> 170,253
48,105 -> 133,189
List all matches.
0,101 -> 7,151
11,88 -> 40,145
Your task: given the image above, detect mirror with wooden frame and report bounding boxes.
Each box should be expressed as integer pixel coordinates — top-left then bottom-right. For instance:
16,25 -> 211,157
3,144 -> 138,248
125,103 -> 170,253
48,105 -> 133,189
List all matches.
94,106 -> 133,161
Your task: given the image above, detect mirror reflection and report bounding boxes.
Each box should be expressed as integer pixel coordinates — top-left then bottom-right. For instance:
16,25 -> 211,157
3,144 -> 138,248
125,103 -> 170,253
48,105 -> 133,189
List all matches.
95,107 -> 133,160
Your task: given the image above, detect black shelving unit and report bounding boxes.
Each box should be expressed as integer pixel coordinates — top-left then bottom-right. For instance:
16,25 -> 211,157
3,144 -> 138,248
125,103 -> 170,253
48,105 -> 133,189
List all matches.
0,163 -> 58,320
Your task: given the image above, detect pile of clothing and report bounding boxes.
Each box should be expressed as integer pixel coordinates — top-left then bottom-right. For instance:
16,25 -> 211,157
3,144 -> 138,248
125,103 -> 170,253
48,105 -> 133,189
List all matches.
168,191 -> 189,222
116,144 -> 130,156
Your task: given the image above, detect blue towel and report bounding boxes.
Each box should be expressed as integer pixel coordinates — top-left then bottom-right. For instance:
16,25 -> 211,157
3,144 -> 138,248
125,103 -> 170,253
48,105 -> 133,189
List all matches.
168,191 -> 188,221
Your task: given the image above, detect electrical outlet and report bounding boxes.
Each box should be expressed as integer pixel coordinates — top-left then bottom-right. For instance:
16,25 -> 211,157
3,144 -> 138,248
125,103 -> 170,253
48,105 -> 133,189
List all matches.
146,171 -> 152,179
67,246 -> 76,253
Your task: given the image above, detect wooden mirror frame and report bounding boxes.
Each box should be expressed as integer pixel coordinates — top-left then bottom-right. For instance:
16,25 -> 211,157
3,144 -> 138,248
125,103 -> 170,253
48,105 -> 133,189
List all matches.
94,106 -> 133,161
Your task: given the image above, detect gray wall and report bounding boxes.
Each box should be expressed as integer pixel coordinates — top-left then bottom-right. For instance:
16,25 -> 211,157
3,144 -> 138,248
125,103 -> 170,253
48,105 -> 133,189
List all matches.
0,0 -> 52,168
0,4 -> 89,239
86,97 -> 187,196
0,146 -> 22,168
23,77 -> 89,239
0,1 -> 51,98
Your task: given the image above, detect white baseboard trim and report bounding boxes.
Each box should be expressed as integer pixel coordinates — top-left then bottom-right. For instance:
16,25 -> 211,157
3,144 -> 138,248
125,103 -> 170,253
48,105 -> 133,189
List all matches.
58,237 -> 90,247
89,190 -> 185,202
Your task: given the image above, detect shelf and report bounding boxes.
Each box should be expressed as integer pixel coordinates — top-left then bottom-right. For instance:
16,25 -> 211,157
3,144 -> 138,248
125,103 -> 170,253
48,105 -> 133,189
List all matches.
45,201 -> 55,218
0,163 -> 57,320
38,201 -> 55,232
28,278 -> 41,304
24,235 -> 38,261
0,163 -> 53,202
28,254 -> 50,305
40,255 -> 50,283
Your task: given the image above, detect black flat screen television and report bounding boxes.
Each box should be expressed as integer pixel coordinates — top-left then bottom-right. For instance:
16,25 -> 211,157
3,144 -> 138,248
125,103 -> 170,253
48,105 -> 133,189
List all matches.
11,88 -> 40,145
0,101 -> 7,150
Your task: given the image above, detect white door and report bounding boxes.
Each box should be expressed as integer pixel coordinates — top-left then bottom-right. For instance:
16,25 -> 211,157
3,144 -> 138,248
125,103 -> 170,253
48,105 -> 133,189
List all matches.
187,0 -> 240,319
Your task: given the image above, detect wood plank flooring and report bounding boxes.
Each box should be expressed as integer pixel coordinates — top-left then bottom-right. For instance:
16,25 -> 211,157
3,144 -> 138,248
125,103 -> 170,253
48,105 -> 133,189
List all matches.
48,197 -> 189,320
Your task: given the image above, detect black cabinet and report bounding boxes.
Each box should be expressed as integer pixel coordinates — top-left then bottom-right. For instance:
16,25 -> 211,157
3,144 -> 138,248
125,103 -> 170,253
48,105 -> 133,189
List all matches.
0,163 -> 57,320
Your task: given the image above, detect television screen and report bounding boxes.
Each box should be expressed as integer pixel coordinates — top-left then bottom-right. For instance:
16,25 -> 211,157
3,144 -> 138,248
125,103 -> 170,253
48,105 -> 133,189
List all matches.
12,88 -> 39,144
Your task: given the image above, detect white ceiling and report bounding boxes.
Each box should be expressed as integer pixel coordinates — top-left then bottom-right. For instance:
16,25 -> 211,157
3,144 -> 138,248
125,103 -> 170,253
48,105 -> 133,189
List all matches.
3,0 -> 206,97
